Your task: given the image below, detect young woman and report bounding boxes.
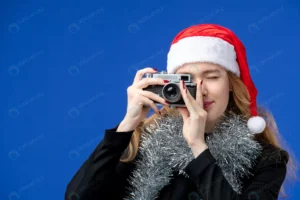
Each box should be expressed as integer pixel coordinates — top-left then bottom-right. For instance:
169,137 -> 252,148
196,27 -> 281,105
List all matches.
65,24 -> 295,200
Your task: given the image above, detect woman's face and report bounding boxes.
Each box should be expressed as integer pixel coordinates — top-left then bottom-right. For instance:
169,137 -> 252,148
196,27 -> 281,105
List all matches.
175,62 -> 232,132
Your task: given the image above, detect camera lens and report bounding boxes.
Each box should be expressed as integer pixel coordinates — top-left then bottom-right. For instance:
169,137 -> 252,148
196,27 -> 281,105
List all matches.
162,83 -> 181,102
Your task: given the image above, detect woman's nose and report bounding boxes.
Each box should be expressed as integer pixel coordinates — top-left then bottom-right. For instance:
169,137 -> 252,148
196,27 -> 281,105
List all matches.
194,79 -> 207,95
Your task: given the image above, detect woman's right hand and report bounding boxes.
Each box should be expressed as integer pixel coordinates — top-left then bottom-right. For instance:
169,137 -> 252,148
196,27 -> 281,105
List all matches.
117,67 -> 170,132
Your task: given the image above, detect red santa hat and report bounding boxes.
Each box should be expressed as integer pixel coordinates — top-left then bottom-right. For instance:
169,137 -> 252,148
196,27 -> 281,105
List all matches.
166,24 -> 266,134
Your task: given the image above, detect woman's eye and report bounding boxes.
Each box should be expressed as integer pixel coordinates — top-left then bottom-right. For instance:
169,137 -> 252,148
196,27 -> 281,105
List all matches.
207,76 -> 218,79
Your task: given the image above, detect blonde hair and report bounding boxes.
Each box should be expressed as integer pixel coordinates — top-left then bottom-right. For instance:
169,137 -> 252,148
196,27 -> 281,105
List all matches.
120,71 -> 298,198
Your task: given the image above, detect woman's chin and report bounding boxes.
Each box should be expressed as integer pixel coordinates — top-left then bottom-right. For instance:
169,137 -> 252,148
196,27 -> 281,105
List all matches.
205,112 -> 224,132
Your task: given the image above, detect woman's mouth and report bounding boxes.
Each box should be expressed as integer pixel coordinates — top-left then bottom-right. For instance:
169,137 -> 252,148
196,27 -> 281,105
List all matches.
204,101 -> 214,109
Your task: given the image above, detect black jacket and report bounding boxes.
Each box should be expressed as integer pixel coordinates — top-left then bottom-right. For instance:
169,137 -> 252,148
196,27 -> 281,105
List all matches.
65,123 -> 289,200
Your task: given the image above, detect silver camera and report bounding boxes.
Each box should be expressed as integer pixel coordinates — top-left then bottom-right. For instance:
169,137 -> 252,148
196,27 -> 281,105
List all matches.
142,71 -> 197,107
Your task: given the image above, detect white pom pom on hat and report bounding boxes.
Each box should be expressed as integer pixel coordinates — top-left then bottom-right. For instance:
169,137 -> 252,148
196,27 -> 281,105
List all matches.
247,116 -> 266,134
166,24 -> 266,134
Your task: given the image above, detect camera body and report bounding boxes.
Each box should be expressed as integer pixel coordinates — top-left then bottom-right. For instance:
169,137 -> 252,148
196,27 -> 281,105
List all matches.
142,71 -> 196,107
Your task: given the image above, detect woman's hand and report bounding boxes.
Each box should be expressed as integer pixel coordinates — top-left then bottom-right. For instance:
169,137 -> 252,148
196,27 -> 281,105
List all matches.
117,67 -> 169,132
175,80 -> 208,158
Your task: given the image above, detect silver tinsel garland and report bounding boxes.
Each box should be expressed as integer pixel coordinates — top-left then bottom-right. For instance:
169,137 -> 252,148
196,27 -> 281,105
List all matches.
123,111 -> 262,200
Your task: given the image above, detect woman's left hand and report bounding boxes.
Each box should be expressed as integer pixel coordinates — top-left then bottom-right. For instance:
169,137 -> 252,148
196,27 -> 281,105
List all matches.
175,79 -> 209,158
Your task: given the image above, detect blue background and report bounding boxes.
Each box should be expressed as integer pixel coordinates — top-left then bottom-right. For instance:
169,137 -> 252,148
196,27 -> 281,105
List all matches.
1,0 -> 299,199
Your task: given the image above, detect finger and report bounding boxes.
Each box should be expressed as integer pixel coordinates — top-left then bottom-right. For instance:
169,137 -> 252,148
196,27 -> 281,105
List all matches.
176,107 -> 189,121
179,80 -> 196,116
195,80 -> 203,108
186,88 -> 207,121
182,81 -> 203,118
133,67 -> 157,85
135,78 -> 167,89
185,80 -> 204,111
137,90 -> 169,106
136,95 -> 161,115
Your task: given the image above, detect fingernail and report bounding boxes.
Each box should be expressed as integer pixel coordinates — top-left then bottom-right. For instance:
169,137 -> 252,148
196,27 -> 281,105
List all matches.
165,100 -> 170,104
182,80 -> 186,89
152,68 -> 158,71
164,80 -> 169,83
159,111 -> 161,115
201,80 -> 203,85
